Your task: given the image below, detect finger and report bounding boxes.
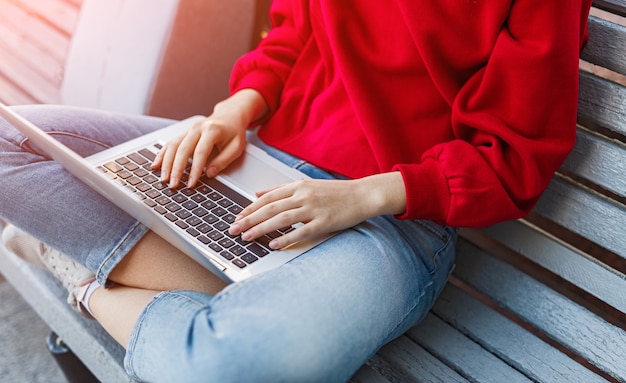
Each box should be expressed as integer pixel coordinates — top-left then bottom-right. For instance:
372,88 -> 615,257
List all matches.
152,146 -> 165,169
159,138 -> 183,183
204,137 -> 246,178
237,183 -> 291,218
188,132 -> 220,187
169,131 -> 201,188
239,201 -> 304,240
267,224 -> 312,249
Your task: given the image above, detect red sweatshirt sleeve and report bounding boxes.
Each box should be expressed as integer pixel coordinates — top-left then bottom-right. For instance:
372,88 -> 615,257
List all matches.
229,0 -> 310,123
394,0 -> 592,226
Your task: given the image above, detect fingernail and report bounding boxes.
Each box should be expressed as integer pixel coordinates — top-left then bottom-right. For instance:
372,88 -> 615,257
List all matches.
207,166 -> 218,178
234,214 -> 244,222
241,231 -> 252,241
187,176 -> 195,187
169,177 -> 178,188
229,223 -> 240,235
269,239 -> 280,249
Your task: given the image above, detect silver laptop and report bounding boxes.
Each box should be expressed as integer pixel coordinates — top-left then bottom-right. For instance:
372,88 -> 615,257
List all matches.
0,103 -> 332,283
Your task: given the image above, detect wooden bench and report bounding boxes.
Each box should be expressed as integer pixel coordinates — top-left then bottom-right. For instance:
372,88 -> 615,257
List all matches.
1,1 -> 625,382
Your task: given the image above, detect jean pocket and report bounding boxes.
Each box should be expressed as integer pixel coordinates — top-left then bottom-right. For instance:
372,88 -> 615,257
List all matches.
398,219 -> 457,276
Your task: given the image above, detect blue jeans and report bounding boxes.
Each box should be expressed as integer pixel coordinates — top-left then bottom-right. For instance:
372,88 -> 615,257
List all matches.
0,105 -> 457,383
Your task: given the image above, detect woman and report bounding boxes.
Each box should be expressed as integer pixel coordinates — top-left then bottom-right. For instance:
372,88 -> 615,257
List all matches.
0,0 -> 592,382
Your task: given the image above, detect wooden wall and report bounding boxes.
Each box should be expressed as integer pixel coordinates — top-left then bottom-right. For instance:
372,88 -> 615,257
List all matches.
0,0 -> 83,105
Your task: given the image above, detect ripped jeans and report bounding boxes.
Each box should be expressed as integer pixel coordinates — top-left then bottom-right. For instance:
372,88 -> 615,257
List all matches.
0,105 -> 456,383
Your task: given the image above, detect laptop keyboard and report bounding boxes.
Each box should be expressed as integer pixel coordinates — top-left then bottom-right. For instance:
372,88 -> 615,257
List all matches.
97,145 -> 295,269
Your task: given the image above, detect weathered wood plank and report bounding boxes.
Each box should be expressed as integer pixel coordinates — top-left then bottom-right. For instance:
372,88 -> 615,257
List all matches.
0,76 -> 37,105
534,176 -> 626,259
561,127 -> 626,199
453,240 -> 626,381
594,0 -> 626,17
0,16 -> 65,89
350,364 -> 391,383
578,71 -> 626,136
0,1 -> 69,63
483,220 -> 626,312
368,336 -> 468,383
432,284 -> 610,383
582,14 -> 626,76
11,0 -> 82,36
407,314 -> 532,383
0,45 -> 61,103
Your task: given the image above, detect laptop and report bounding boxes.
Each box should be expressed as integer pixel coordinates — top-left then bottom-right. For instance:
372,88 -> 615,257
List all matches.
0,103 -> 332,283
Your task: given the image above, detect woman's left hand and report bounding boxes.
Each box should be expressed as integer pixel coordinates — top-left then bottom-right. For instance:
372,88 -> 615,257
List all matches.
228,172 -> 407,249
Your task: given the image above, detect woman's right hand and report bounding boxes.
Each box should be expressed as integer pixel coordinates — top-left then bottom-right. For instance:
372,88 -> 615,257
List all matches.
152,89 -> 268,189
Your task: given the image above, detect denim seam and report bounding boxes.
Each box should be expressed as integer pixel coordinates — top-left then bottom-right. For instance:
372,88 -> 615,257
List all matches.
125,291 -> 169,381
19,131 -> 112,151
125,290 -> 215,381
95,222 -> 147,285
379,279 -> 432,350
396,220 -> 452,276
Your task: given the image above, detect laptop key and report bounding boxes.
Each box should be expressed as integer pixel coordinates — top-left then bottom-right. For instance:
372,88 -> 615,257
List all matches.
241,253 -> 258,264
247,243 -> 269,258
218,238 -> 235,249
176,210 -> 192,220
197,223 -> 212,234
175,220 -> 189,229
230,245 -> 246,256
165,203 -> 182,212
191,194 -> 207,203
128,152 -> 148,165
213,221 -> 229,232
104,162 -> 123,173
221,251 -> 235,261
191,207 -> 209,217
209,243 -> 222,253
138,148 -> 156,161
186,216 -> 203,226
186,228 -> 200,237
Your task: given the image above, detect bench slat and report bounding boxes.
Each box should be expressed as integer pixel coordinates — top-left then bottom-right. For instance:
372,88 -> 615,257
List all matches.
0,1 -> 70,63
483,220 -> 626,313
453,240 -> 626,381
12,0 -> 81,37
0,20 -> 65,89
561,127 -> 626,199
594,0 -> 626,18
0,77 -> 36,105
407,314 -> 532,383
367,336 -> 468,382
350,364 -> 391,383
578,71 -> 626,136
582,14 -> 626,76
0,45 -> 62,103
534,177 -> 626,260
432,284 -> 609,383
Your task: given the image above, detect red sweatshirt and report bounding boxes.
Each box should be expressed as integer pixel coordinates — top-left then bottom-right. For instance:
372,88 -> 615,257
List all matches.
230,0 -> 593,227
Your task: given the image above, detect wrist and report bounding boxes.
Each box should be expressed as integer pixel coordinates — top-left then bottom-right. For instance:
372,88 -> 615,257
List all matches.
357,172 -> 407,217
214,89 -> 268,127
